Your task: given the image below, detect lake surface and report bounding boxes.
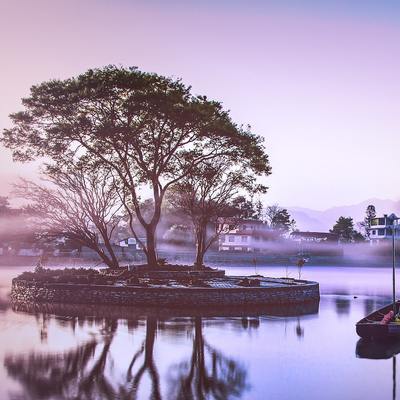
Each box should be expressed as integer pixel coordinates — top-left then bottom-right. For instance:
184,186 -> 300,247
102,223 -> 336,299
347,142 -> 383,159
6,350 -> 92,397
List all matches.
0,264 -> 398,400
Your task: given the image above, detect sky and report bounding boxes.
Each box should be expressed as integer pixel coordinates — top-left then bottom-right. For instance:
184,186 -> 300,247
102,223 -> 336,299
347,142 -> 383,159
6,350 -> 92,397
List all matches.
0,0 -> 399,210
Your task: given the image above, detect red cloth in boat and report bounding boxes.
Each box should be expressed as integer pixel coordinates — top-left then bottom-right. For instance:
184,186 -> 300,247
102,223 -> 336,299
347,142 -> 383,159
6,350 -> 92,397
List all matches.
380,310 -> 394,324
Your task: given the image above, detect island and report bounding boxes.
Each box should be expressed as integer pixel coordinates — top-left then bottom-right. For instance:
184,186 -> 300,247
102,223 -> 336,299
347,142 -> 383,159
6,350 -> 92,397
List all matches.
11,266 -> 320,307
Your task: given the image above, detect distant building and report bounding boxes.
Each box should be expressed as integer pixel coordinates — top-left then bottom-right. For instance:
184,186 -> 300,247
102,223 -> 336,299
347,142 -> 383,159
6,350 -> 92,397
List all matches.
368,214 -> 399,244
117,237 -> 143,250
218,219 -> 278,252
290,231 -> 339,243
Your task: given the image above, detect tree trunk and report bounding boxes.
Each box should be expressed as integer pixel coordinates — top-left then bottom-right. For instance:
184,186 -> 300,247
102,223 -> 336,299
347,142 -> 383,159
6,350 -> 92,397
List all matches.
75,237 -> 115,269
95,248 -> 116,269
145,224 -> 158,268
194,242 -> 205,269
102,235 -> 119,268
194,223 -> 207,270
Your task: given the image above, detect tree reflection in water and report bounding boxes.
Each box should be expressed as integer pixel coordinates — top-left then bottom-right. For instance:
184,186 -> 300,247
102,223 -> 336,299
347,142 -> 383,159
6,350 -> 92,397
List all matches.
124,316 -> 161,400
5,319 -> 118,400
167,317 -> 248,399
4,313 -> 249,400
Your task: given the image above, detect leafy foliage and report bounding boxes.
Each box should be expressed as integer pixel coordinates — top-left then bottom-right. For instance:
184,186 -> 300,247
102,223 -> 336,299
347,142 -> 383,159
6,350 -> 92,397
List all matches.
363,204 -> 376,238
2,66 -> 271,266
16,268 -> 115,285
330,216 -> 365,243
265,204 -> 296,234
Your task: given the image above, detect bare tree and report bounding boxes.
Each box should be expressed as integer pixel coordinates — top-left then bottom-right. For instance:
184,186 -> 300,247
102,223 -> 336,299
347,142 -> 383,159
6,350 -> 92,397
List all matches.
169,159 -> 266,268
14,164 -> 123,268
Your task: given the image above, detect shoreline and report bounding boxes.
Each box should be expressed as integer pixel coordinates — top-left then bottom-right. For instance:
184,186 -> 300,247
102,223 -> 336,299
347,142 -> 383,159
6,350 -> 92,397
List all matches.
0,257 -> 395,269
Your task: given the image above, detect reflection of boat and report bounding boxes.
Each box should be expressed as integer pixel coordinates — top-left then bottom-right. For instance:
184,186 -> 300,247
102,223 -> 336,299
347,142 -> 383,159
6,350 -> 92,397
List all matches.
356,214 -> 399,340
356,339 -> 398,400
356,338 -> 400,359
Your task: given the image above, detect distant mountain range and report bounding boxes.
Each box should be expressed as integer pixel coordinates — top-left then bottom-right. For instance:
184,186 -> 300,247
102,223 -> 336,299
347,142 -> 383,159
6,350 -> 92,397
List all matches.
286,198 -> 400,232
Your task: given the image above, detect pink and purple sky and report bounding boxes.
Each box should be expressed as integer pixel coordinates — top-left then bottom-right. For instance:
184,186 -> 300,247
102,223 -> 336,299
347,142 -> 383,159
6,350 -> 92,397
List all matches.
0,0 -> 399,210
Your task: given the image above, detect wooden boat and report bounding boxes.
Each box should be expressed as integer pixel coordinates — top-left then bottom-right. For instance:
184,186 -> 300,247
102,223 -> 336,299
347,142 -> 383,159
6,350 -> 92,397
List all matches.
356,302 -> 400,340
356,214 -> 399,340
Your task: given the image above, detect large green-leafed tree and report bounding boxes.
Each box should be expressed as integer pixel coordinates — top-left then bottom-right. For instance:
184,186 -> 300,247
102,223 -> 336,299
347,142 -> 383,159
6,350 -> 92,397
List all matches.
2,66 -> 270,267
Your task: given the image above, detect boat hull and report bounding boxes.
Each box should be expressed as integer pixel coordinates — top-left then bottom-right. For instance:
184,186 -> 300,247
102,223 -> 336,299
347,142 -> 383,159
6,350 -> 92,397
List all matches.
356,302 -> 400,340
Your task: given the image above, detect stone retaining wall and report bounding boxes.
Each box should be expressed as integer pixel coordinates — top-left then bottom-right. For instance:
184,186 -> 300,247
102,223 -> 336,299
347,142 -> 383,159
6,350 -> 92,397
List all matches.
11,279 -> 319,307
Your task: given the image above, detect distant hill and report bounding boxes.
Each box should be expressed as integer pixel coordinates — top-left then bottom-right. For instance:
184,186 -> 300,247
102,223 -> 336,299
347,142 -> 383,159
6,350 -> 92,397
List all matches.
287,198 -> 400,232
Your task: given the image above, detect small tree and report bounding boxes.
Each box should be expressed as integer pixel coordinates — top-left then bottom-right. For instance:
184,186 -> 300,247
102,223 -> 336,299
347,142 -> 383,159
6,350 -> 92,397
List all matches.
230,196 -> 258,220
265,205 -> 296,234
330,216 -> 365,243
363,204 -> 376,238
254,199 -> 264,221
14,165 -> 123,268
169,160 -> 266,268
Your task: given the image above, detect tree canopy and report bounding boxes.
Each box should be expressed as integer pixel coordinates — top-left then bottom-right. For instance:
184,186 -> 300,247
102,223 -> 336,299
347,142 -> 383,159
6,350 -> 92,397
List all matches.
330,216 -> 365,243
265,204 -> 296,234
2,66 -> 271,266
362,204 -> 376,238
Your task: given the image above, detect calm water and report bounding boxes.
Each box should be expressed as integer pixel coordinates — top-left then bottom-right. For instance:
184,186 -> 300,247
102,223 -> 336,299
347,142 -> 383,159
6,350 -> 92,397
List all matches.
0,264 -> 398,400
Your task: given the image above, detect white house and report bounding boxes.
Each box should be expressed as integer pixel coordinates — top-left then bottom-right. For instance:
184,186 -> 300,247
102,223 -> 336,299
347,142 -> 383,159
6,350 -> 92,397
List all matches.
117,237 -> 143,250
218,219 -> 278,252
368,214 -> 399,244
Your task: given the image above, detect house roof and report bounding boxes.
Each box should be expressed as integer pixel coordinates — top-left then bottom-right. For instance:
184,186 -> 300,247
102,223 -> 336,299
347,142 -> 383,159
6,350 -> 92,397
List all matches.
217,217 -> 266,225
290,231 -> 338,240
224,230 -> 279,239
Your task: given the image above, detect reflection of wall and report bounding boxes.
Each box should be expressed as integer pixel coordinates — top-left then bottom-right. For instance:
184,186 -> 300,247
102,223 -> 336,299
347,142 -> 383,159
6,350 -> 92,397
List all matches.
12,300 -> 319,321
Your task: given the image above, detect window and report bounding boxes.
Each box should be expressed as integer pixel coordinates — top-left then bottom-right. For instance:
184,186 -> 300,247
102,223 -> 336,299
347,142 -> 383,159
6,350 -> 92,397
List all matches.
242,236 -> 247,242
378,229 -> 385,235
242,225 -> 247,230
228,235 -> 235,243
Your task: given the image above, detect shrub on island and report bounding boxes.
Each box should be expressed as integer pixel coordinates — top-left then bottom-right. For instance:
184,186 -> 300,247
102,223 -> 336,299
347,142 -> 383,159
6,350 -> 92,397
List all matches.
15,268 -> 115,285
